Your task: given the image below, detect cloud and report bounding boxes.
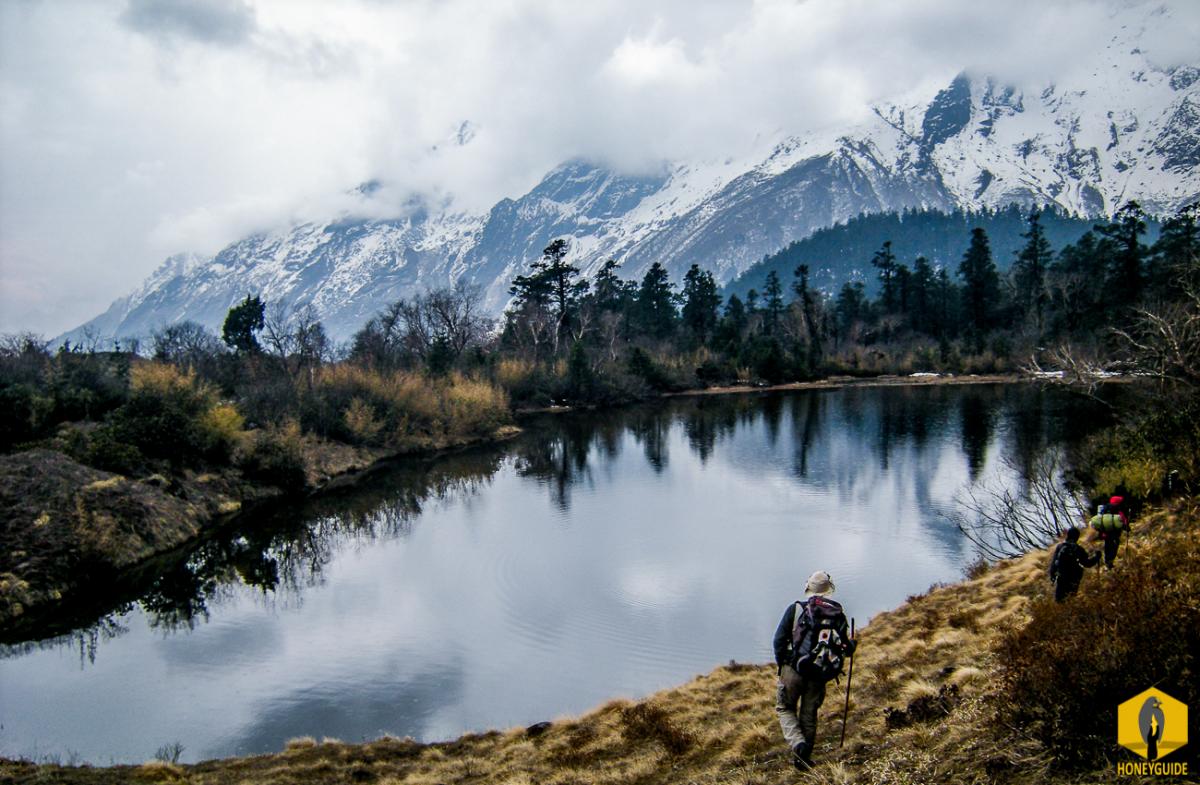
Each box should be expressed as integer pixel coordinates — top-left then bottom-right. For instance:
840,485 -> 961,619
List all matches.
120,0 -> 257,48
1,0 -> 1197,336
602,32 -> 713,89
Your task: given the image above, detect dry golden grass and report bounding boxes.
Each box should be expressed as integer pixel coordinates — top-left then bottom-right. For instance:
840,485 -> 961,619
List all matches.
6,504 -> 1191,785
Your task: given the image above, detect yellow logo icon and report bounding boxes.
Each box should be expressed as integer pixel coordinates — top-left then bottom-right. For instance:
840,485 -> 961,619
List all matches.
1118,687 -> 1188,761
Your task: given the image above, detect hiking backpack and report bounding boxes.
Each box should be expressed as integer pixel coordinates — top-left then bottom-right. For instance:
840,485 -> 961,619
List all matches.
790,596 -> 851,682
1091,506 -> 1123,533
1049,543 -> 1064,582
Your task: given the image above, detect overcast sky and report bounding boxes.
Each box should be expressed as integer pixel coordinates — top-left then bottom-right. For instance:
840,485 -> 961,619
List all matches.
1,0 -> 1197,336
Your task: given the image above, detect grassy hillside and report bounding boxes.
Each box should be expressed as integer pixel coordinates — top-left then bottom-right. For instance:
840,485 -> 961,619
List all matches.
5,501 -> 1193,784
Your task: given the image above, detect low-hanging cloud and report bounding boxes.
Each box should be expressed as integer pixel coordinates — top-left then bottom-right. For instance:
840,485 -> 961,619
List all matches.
120,0 -> 257,48
1,0 -> 1197,336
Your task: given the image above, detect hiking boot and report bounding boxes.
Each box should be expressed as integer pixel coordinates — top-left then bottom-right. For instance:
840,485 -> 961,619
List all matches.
792,743 -> 813,770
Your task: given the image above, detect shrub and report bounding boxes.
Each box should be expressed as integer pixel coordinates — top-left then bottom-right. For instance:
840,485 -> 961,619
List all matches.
695,359 -> 731,386
238,422 -> 307,490
442,374 -> 509,436
619,702 -> 695,755
494,358 -> 558,408
627,347 -> 681,391
199,403 -> 245,461
108,362 -> 221,467
565,341 -> 594,400
60,424 -> 146,475
0,383 -> 53,451
1077,395 -> 1200,500
342,397 -> 384,445
46,350 -> 130,423
301,364 -> 509,447
997,527 -> 1200,768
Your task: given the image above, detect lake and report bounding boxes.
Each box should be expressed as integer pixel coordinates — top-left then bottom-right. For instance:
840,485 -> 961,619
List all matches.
0,383 -> 1104,764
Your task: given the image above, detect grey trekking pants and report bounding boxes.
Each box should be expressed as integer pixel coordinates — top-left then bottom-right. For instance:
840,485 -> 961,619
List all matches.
776,663 -> 827,750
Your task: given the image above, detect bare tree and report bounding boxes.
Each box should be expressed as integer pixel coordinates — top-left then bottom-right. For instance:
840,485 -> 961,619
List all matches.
0,332 -> 50,385
351,300 -> 406,368
352,283 -> 492,370
511,304 -> 554,363
1112,291 -> 1200,389
597,311 -> 624,363
152,321 -> 224,369
261,302 -> 329,383
951,449 -> 1090,560
0,332 -> 49,357
424,281 -> 492,358
262,301 -> 297,366
1023,343 -> 1117,396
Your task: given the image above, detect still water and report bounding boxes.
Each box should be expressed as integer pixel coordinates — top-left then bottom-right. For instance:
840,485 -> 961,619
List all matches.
0,384 -> 1101,764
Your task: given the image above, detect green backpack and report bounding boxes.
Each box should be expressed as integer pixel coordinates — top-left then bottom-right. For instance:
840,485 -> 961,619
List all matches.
1090,505 -> 1123,533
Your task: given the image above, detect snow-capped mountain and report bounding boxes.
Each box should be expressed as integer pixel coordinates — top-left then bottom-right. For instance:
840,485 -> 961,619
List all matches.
64,4 -> 1200,344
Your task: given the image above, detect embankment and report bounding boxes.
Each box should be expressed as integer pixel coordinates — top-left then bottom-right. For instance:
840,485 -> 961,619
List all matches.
0,426 -> 520,633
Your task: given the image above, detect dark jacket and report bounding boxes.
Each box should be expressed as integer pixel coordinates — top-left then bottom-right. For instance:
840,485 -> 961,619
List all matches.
773,597 -> 855,668
1050,541 -> 1100,585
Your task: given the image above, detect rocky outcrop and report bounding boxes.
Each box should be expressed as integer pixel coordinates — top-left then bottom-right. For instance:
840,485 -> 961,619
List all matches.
0,450 -> 255,627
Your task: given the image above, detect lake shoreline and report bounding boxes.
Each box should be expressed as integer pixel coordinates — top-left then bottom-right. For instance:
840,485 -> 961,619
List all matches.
0,424 -> 523,637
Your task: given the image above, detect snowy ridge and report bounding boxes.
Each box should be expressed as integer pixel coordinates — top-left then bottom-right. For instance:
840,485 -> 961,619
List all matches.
63,2 -> 1200,344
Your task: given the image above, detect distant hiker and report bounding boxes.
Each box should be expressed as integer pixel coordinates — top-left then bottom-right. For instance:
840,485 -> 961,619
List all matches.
1048,527 -> 1100,602
1090,495 -> 1128,568
773,570 -> 856,770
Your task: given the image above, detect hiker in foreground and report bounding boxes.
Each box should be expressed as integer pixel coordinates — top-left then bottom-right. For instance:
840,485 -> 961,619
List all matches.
773,570 -> 856,770
1049,526 -> 1101,602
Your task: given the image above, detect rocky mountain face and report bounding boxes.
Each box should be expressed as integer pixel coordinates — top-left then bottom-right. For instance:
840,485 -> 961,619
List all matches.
65,5 -> 1200,344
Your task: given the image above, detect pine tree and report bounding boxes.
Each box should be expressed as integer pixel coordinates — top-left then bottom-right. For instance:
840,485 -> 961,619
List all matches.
1095,200 -> 1147,304
222,294 -> 265,354
592,259 -> 631,312
509,261 -> 553,309
715,294 -> 748,352
1151,201 -> 1199,295
933,268 -> 957,340
761,270 -> 786,336
835,281 -> 867,335
895,263 -> 912,317
635,262 -> 677,338
792,264 -> 822,374
1047,231 -> 1106,335
509,239 -> 588,354
910,257 -> 935,335
871,241 -> 899,312
958,227 -> 1000,353
1012,209 -> 1052,334
681,264 -> 721,345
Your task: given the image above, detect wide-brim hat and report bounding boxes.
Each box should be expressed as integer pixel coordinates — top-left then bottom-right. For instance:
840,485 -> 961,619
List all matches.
805,570 -> 836,596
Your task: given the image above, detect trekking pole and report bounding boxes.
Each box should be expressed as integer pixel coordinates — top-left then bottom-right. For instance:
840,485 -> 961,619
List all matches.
840,617 -> 856,748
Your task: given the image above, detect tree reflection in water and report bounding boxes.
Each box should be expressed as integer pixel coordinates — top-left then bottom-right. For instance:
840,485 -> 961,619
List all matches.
2,384 -> 1115,661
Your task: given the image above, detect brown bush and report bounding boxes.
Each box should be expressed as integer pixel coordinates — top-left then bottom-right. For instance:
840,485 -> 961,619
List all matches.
946,608 -> 981,631
238,421 -> 307,490
996,528 -> 1200,769
884,684 -> 960,730
302,365 -> 509,447
619,702 -> 695,755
